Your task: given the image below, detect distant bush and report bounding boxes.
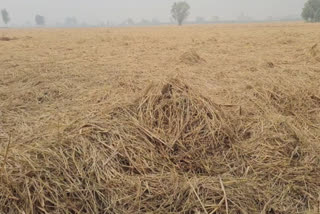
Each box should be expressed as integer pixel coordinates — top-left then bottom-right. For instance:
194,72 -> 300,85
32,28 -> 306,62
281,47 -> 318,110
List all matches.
35,15 -> 45,26
64,17 -> 78,27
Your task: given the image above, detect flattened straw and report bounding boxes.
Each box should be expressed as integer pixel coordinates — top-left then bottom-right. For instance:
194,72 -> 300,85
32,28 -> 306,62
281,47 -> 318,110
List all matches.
189,180 -> 208,214
219,176 -> 229,214
318,194 -> 320,214
260,197 -> 274,214
209,195 -> 226,214
26,180 -> 34,214
1,135 -> 11,182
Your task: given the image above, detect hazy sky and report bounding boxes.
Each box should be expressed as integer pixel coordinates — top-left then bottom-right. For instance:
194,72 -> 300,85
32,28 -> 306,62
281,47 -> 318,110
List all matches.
1,0 -> 305,25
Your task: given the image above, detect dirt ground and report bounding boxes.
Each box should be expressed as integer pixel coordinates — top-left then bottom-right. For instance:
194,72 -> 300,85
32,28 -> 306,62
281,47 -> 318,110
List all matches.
0,23 -> 320,213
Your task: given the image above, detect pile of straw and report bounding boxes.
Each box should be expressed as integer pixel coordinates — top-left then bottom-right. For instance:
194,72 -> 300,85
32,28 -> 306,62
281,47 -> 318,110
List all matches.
180,50 -> 206,65
1,78 -> 319,213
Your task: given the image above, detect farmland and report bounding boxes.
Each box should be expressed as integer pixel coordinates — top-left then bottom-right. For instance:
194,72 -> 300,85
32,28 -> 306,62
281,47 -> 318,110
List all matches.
0,23 -> 320,213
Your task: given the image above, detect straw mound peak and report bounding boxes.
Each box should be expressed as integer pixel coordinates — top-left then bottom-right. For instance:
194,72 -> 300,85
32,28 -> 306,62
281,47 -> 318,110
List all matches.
90,79 -> 234,175
180,49 -> 206,65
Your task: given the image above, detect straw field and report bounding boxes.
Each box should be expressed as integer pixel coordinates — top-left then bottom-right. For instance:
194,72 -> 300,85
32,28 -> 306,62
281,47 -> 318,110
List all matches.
0,23 -> 320,213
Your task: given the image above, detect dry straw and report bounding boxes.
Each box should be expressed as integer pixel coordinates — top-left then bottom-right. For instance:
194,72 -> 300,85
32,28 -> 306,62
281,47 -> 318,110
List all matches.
0,77 -> 319,213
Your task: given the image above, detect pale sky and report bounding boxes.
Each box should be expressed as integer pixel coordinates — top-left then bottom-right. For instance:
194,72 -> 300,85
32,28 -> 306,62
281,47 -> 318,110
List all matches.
0,0 -> 305,25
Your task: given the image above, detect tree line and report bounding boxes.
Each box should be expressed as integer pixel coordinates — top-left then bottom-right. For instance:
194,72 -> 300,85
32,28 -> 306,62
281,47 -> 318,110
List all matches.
1,2 -> 189,27
2,1 -> 320,27
1,9 -> 46,26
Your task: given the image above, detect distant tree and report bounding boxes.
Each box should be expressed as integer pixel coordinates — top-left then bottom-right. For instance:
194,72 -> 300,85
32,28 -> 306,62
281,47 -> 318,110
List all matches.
302,2 -> 315,21
1,9 -> 10,26
302,0 -> 320,22
195,16 -> 205,23
315,8 -> 320,22
64,17 -> 78,27
35,15 -> 45,26
171,1 -> 190,26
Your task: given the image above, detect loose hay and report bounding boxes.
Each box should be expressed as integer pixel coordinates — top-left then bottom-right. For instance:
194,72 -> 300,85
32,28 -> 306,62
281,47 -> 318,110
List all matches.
309,43 -> 320,62
1,77 -> 320,214
180,49 -> 206,65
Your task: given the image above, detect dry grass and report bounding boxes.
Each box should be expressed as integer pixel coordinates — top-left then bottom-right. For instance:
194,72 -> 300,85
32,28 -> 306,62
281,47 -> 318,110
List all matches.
0,23 -> 320,213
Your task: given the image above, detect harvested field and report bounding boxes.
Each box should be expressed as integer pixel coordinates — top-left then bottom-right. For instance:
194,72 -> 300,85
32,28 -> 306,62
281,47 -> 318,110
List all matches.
0,23 -> 320,213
